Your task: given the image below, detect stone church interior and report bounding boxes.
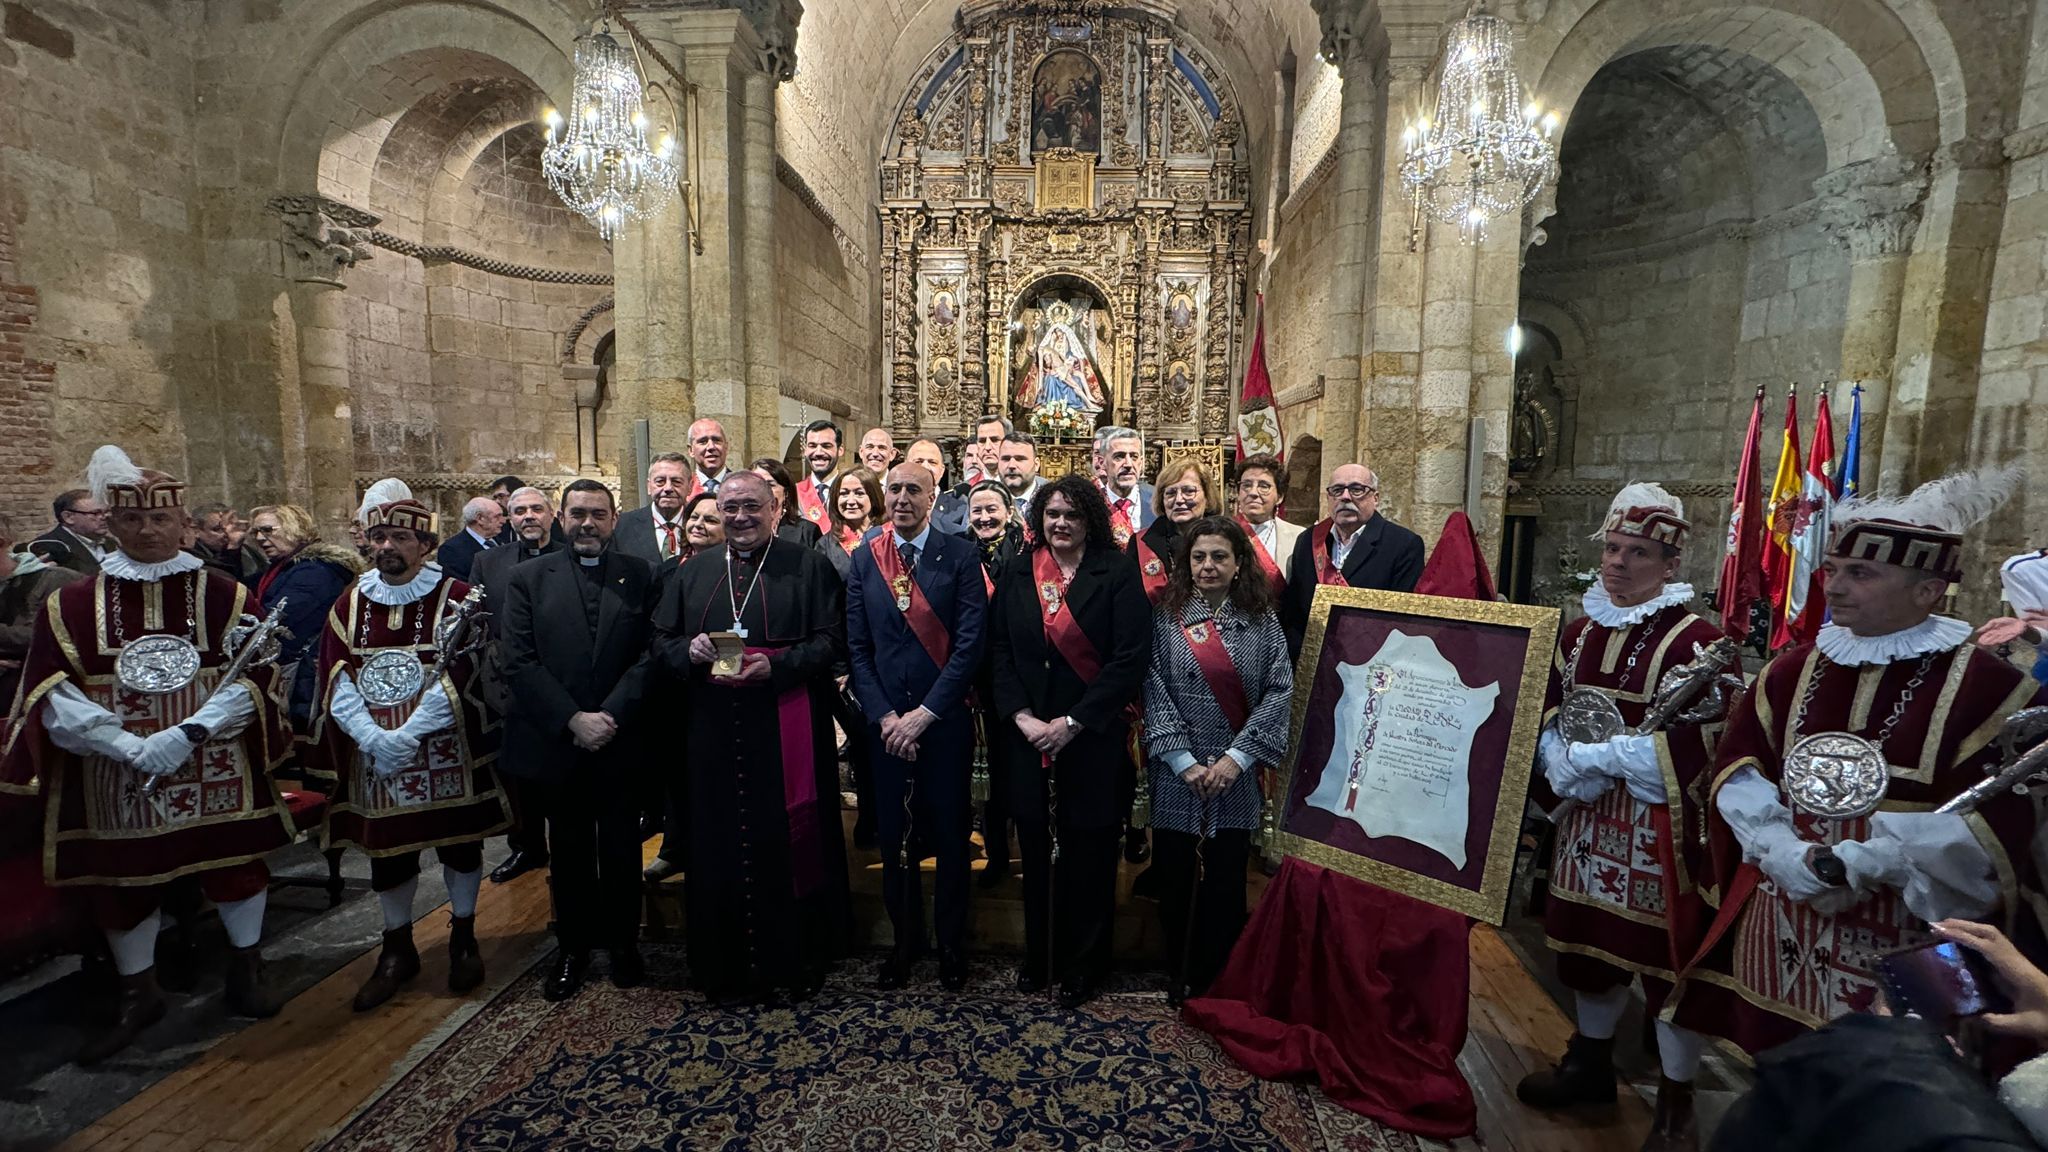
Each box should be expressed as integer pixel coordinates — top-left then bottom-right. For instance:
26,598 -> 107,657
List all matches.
4,0 -> 2048,1149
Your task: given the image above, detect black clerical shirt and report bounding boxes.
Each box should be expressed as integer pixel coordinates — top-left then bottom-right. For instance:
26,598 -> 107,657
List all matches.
576,555 -> 604,631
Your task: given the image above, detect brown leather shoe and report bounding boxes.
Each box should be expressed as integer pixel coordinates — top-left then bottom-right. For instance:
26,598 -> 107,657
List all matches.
1640,1075 -> 1698,1152
1516,1033 -> 1618,1109
226,945 -> 286,1019
447,916 -> 485,994
76,968 -> 166,1066
351,927 -> 420,1012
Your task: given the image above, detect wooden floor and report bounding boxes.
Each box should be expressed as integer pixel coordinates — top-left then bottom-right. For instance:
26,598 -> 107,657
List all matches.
57,840 -> 1652,1152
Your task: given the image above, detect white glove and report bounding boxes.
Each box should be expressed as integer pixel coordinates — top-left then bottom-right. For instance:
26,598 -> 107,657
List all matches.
131,727 -> 197,777
367,730 -> 422,776
393,682 -> 454,742
186,684 -> 257,742
1834,836 -> 1908,894
1756,835 -> 1835,904
1542,728 -> 1613,804
109,729 -> 148,765
1566,733 -> 1668,804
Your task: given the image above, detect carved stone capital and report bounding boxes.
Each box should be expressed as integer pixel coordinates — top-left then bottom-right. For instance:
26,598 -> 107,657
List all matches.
621,0 -> 801,81
267,194 -> 380,286
1314,0 -> 1379,73
1812,154 -> 1928,261
1521,182 -> 1557,265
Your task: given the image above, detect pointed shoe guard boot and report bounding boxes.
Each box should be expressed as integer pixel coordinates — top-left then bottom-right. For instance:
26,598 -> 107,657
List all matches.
352,927 -> 421,1012
1639,1075 -> 1698,1152
76,968 -> 167,1066
1516,1033 -> 1618,1109
447,916 -> 485,995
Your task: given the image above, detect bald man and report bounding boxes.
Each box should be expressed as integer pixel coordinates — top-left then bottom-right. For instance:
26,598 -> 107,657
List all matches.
907,439 -> 968,536
1280,463 -> 1424,657
687,418 -> 733,499
436,495 -> 507,581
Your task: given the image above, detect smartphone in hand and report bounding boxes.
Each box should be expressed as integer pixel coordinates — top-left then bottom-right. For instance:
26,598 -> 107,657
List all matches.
1878,938 -> 2013,1030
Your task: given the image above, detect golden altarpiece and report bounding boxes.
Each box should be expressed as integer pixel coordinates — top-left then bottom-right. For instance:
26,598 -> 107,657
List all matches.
878,0 -> 1252,478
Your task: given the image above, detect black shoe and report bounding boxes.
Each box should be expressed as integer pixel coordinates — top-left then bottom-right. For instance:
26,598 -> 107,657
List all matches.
852,820 -> 877,851
609,947 -> 645,989
1057,977 -> 1099,1010
637,815 -> 661,842
76,968 -> 166,1066
490,850 -> 548,884
788,967 -> 827,1002
542,951 -> 589,1002
977,858 -> 1011,889
1015,966 -> 1049,994
353,926 -> 422,1012
1130,864 -> 1162,900
224,946 -> 286,1019
876,953 -> 915,990
1516,1033 -> 1618,1109
939,949 -> 968,992
642,856 -> 682,882
1123,830 -> 1150,864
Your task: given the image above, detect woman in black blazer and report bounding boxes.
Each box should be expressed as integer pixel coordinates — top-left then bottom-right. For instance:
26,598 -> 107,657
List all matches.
967,480 -> 1023,887
990,474 -> 1153,1007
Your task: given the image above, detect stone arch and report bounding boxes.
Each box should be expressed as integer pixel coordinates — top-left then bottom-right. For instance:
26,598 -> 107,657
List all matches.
1524,0 -> 1952,169
272,3 -> 576,203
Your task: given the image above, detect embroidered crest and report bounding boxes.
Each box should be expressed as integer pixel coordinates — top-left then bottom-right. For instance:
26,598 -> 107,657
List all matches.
1144,558 -> 1162,577
891,574 -> 912,612
1039,580 -> 1062,618
1112,523 -> 1132,546
1189,621 -> 1210,644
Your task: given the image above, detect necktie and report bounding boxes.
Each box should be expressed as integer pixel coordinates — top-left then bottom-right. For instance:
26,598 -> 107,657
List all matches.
704,475 -> 720,495
660,522 -> 679,560
1117,497 -> 1132,520
898,541 -> 918,571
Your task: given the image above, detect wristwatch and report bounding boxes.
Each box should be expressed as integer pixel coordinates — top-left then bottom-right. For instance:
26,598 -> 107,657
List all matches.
177,722 -> 210,745
1809,845 -> 1848,887
1063,716 -> 1079,732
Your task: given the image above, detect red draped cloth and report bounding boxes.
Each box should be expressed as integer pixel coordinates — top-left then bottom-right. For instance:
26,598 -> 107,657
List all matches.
1183,512 -> 1493,1139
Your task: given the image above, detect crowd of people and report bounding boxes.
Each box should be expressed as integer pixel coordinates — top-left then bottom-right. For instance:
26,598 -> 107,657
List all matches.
4,425 -> 2048,1152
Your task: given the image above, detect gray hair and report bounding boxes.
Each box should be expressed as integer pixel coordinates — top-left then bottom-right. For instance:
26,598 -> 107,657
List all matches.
460,496 -> 499,526
508,486 -> 551,508
1093,425 -> 1142,457
975,413 -> 1014,436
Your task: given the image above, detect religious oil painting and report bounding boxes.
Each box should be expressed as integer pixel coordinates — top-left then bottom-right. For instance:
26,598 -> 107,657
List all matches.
1032,49 -> 1102,154
1274,587 -> 1558,924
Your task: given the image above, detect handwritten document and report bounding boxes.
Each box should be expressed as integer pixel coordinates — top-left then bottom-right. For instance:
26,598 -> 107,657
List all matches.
1304,629 -> 1501,869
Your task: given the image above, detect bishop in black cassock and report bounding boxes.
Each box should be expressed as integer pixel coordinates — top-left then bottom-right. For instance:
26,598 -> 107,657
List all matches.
652,472 -> 851,1003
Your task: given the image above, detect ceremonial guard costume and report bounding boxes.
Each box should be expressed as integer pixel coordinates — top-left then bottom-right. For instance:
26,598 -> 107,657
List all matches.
1670,470 -> 2047,1059
0,446 -> 294,1062
1519,485 -> 1734,1152
310,494 -> 508,1011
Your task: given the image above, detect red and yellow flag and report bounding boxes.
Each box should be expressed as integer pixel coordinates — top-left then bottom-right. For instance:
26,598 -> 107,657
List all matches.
1774,387 -> 1835,650
1716,385 -> 1767,640
1761,385 -> 1803,623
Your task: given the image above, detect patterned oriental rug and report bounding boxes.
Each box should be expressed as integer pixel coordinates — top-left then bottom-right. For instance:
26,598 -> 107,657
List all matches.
316,948 -> 1448,1151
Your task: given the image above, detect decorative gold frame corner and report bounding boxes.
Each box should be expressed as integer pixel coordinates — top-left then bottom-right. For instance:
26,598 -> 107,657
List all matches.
1271,586 -> 1561,925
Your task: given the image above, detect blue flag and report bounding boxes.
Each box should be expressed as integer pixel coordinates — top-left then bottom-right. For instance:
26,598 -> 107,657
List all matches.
1835,384 -> 1863,499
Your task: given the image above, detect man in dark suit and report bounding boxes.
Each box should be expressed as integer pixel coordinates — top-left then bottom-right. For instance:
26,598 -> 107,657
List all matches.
35,488 -> 109,575
614,452 -> 694,569
473,486 -> 560,884
1093,426 -> 1155,541
1281,463 -> 1425,657
846,463 -> 988,991
435,497 -> 505,582
905,440 -> 968,536
498,479 -> 659,1001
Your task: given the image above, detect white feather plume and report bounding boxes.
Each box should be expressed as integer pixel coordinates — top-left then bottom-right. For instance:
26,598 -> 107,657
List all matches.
85,445 -> 143,505
1835,464 -> 2023,534
1588,481 -> 1684,541
356,477 -> 413,525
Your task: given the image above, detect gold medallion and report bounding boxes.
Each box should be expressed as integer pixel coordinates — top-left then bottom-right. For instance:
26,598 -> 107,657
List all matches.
891,574 -> 912,612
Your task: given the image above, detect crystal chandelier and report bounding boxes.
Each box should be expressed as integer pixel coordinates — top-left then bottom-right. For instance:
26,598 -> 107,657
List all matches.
541,21 -> 680,241
1398,4 -> 1557,246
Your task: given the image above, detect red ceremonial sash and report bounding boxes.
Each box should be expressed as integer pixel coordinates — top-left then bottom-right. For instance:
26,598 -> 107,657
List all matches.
834,526 -> 862,553
1183,617 -> 1250,731
1032,546 -> 1102,681
869,534 -> 951,670
1239,517 -> 1285,597
1107,496 -> 1137,548
797,477 -> 829,524
1310,520 -> 1352,586
980,562 -> 995,600
749,645 -> 827,899
1136,536 -> 1169,606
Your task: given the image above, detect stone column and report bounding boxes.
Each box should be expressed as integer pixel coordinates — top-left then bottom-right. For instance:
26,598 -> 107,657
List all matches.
269,194 -> 375,536
1815,156 -> 1925,494
1313,1 -> 1381,482
564,363 -> 604,476
741,64 -> 783,461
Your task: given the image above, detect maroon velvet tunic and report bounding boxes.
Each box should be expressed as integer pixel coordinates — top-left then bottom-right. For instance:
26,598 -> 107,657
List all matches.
1668,641 -> 2044,1055
0,567 -> 293,886
308,576 -> 507,856
1540,604 -> 1728,992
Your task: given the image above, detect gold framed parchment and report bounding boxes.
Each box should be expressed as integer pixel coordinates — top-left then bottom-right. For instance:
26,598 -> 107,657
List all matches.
1272,586 -> 1560,925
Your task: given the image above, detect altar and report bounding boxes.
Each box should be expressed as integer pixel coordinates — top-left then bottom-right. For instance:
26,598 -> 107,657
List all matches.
876,0 -> 1252,474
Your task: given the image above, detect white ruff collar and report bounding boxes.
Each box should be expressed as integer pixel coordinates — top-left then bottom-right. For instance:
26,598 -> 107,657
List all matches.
1816,615 -> 1972,666
1582,582 -> 1694,627
357,563 -> 443,606
102,550 -> 204,582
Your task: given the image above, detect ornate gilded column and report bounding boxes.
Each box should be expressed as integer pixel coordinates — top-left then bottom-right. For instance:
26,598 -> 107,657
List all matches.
965,37 -> 991,202
1143,36 -> 1171,201
269,193 -> 374,535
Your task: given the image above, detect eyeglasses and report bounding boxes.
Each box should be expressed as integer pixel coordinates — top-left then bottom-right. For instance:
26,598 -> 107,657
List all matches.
718,501 -> 766,517
250,526 -> 280,537
66,508 -> 110,519
1325,483 -> 1378,498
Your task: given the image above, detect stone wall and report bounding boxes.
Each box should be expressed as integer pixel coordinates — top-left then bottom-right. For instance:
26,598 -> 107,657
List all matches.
1263,160 -> 1337,451
776,179 -> 875,428
0,204 -> 56,531
0,0 -> 214,511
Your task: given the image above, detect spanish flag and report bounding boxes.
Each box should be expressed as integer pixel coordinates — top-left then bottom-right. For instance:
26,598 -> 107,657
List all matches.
1761,385 -> 1803,628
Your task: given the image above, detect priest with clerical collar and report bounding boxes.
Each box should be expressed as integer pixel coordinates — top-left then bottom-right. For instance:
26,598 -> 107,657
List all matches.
1,445 -> 295,1063
653,470 -> 851,1005
1517,483 -> 1731,1151
1670,467 -> 2048,1071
